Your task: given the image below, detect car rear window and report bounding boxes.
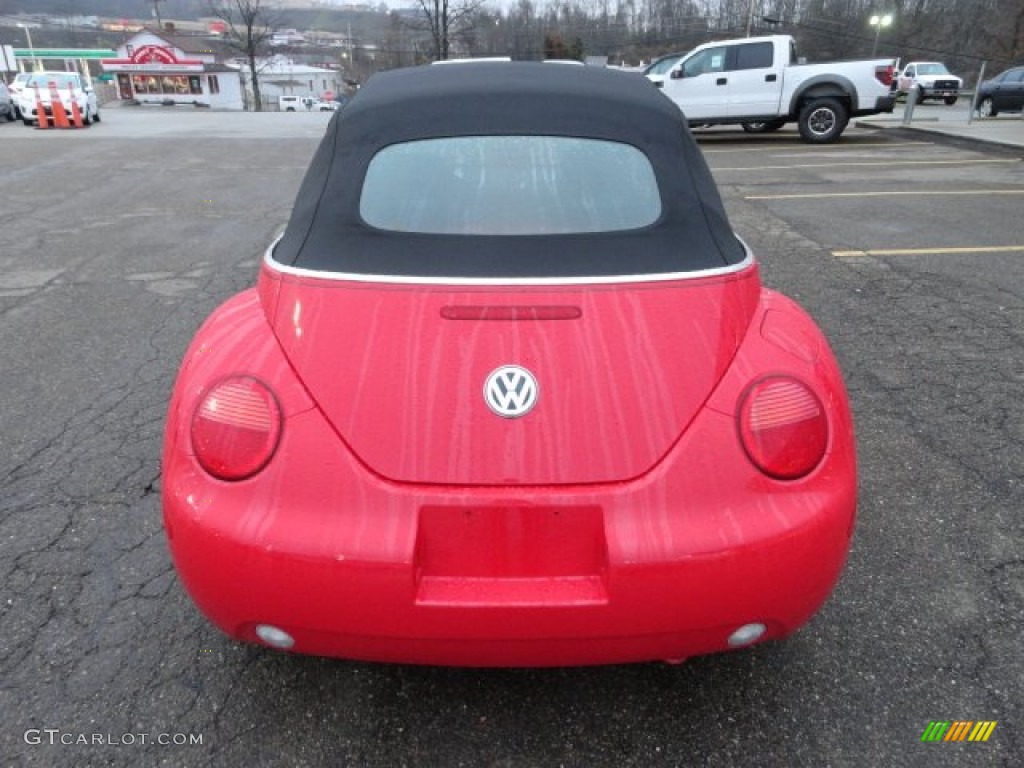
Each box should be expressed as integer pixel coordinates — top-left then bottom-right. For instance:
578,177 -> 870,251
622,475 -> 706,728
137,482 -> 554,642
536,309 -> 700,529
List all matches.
359,136 -> 662,235
26,74 -> 79,89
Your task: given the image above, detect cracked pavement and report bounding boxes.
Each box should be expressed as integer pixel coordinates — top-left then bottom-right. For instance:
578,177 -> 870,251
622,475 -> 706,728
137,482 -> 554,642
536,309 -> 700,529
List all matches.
0,112 -> 1020,767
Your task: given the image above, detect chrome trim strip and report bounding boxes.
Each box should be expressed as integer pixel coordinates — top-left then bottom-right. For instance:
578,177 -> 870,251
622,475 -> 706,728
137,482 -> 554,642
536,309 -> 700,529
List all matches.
262,235 -> 755,286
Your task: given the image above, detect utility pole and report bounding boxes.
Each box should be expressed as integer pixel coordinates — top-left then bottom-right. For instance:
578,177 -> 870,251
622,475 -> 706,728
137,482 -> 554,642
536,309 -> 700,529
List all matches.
151,0 -> 165,29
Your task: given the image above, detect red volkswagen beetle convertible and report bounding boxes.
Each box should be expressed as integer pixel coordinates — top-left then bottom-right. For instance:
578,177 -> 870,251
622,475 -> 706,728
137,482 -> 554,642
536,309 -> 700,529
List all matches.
163,62 -> 857,667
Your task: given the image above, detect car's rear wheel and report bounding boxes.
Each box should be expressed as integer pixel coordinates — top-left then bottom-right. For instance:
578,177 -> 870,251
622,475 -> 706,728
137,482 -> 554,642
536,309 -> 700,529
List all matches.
82,105 -> 93,125
92,109 -> 100,123
23,117 -> 33,126
741,119 -> 785,133
943,95 -> 957,105
977,96 -> 997,118
798,97 -> 848,144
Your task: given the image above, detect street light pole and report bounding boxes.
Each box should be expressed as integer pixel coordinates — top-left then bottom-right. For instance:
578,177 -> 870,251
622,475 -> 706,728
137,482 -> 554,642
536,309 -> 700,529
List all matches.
18,23 -> 40,72
869,13 -> 893,57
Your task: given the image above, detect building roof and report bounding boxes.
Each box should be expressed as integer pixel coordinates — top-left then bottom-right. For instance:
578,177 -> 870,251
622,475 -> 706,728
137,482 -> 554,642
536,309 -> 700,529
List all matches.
143,29 -> 237,59
258,62 -> 340,75
12,49 -> 116,60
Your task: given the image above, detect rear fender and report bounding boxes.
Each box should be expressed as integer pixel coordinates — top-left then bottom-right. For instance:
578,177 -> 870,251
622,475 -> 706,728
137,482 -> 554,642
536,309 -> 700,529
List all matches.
163,289 -> 315,463
789,76 -> 855,116
706,288 -> 854,463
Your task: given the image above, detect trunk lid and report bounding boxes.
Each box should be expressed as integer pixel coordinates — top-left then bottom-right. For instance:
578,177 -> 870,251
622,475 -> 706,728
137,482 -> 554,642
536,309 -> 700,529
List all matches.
267,265 -> 760,486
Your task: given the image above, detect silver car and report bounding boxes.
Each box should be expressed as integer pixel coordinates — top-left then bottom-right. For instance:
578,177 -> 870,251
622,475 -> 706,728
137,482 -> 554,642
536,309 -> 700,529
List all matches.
0,82 -> 16,121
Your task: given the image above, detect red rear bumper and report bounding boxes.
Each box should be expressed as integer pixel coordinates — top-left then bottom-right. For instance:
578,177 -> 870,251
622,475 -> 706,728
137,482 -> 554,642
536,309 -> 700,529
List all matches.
164,403 -> 856,667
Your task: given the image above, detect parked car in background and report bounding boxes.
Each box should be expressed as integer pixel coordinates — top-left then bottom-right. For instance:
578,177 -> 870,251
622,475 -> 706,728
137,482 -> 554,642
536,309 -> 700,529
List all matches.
643,51 -> 687,88
660,34 -> 895,143
14,71 -> 99,125
7,72 -> 32,120
0,83 -> 15,121
279,94 -> 319,111
897,61 -> 962,104
163,61 -> 857,668
974,65 -> 1024,117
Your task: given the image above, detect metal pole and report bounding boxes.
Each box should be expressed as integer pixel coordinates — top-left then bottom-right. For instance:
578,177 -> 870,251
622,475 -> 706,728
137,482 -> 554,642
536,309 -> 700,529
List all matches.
968,61 -> 986,124
902,86 -> 917,125
1,44 -> 12,81
871,25 -> 881,57
746,0 -> 756,37
19,25 -> 39,71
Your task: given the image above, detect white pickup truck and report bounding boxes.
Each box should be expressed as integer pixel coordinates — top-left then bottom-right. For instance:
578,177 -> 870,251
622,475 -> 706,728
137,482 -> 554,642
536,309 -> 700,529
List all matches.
660,34 -> 896,143
896,62 -> 962,105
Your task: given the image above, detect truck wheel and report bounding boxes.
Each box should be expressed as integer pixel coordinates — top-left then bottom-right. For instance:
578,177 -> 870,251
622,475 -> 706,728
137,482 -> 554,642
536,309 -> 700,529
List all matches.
798,97 -> 848,144
943,95 -> 957,106
917,85 -> 927,103
741,119 -> 785,133
977,96 -> 996,118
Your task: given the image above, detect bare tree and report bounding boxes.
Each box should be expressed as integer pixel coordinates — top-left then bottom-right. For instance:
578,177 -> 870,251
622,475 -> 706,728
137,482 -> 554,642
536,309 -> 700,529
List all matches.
209,0 -> 280,111
414,0 -> 488,60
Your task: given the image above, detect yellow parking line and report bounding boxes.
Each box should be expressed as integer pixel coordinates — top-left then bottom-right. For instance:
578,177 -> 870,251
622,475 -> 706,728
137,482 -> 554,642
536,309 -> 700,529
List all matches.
833,245 -> 1024,257
716,159 -> 1019,171
748,189 -> 1024,200
702,142 -> 931,154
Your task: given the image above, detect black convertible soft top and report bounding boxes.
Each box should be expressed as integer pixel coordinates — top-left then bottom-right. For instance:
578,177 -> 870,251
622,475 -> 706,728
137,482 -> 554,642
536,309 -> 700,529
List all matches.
274,62 -> 746,278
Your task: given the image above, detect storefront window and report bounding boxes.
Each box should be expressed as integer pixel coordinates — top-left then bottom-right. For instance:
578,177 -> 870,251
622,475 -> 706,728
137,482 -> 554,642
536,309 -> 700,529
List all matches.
129,74 -> 203,96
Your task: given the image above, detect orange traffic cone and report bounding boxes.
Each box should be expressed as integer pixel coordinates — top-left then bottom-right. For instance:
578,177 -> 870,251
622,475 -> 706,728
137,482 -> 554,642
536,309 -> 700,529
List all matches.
68,83 -> 84,128
33,84 -> 49,129
48,80 -> 71,129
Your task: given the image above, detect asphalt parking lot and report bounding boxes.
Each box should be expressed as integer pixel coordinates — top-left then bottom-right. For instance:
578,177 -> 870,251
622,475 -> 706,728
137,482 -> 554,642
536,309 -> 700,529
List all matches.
1,109 -> 1020,767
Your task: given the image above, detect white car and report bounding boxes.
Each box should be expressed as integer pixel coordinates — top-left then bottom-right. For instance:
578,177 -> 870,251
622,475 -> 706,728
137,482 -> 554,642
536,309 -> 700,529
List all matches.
15,71 -> 100,126
7,72 -> 33,119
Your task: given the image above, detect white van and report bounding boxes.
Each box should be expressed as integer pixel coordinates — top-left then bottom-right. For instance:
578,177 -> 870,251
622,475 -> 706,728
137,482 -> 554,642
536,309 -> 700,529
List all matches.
279,95 -> 317,111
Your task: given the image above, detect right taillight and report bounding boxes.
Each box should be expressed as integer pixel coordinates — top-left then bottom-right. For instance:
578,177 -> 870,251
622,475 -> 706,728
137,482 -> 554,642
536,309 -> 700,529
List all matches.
739,376 -> 828,480
190,375 -> 282,481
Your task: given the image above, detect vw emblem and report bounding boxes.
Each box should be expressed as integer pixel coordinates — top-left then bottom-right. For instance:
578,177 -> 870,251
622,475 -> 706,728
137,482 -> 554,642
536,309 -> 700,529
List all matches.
484,365 -> 539,418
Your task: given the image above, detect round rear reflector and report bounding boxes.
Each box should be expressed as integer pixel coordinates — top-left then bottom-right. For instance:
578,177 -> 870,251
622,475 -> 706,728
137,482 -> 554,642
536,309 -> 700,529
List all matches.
255,624 -> 295,649
191,376 -> 282,481
739,376 -> 828,480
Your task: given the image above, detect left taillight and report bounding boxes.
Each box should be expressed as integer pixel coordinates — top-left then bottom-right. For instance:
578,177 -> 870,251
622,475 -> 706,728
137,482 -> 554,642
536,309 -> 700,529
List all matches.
190,376 -> 282,481
738,375 -> 828,480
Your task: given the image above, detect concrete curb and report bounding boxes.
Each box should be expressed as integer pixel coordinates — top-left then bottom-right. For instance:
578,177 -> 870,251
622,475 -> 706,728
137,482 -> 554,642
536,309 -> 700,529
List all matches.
854,118 -> 1024,152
